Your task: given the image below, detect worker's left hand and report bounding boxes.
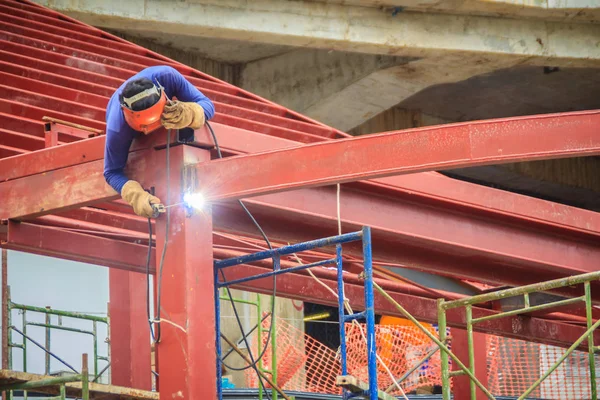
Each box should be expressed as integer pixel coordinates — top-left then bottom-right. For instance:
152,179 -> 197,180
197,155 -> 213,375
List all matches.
161,101 -> 206,130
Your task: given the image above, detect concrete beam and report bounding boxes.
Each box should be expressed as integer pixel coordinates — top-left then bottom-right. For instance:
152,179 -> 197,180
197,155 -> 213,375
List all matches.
324,0 -> 600,23
33,0 -> 600,67
239,48 -> 419,129
241,49 -> 523,130
302,54 -> 519,131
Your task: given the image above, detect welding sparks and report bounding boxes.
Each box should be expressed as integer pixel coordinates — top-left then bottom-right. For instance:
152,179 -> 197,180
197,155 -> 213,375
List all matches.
183,192 -> 206,210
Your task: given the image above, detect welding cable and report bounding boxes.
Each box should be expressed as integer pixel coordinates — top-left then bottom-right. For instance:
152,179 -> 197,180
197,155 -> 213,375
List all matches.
145,129 -> 174,345
153,126 -> 172,343
206,121 -> 277,378
146,218 -> 157,342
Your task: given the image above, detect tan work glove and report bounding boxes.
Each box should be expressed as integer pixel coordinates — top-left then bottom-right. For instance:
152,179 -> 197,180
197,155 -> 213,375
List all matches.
161,101 -> 206,130
121,180 -> 162,218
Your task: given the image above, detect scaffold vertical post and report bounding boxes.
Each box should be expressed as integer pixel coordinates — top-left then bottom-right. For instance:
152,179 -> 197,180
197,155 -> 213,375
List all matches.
438,299 -> 450,400
214,263 -> 222,400
466,305 -> 476,400
336,244 -> 348,400
362,226 -> 378,399
2,250 -> 7,400
271,292 -> 278,400
585,281 -> 597,400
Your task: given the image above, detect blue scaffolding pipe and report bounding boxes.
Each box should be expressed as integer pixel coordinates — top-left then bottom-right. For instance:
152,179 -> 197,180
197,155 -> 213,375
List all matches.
217,259 -> 337,288
214,231 -> 363,269
214,227 -> 378,400
362,226 -> 378,399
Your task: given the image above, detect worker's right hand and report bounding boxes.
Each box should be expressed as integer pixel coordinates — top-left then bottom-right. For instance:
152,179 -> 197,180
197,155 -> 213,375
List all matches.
161,101 -> 206,130
121,180 -> 162,218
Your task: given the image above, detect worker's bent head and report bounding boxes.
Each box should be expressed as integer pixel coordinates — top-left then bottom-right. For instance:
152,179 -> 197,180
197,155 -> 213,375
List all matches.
120,78 -> 167,134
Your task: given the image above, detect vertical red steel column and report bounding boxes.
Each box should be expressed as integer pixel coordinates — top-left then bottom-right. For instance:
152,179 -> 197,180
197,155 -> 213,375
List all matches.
452,329 -> 489,399
2,249 -> 8,400
108,270 -> 152,389
154,145 -> 216,399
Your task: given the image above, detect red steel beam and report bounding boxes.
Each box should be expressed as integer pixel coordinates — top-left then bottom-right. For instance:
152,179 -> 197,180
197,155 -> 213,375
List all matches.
2,121 -> 599,290
213,186 -> 600,289
55,207 -> 151,234
0,128 -> 44,151
195,110 -> 600,201
1,221 -> 154,272
1,218 -> 594,347
0,61 -> 114,97
153,146 -> 216,399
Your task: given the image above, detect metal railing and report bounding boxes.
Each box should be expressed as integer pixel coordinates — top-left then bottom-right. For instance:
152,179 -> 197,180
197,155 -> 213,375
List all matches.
6,286 -> 109,399
0,354 -> 91,400
372,270 -> 600,400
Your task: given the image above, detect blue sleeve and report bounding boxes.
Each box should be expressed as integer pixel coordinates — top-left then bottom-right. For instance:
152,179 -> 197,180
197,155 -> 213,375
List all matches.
160,66 -> 215,120
103,127 -> 135,194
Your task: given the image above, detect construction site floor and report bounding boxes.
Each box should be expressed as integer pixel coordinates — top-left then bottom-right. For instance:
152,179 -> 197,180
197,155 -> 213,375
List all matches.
0,370 -> 158,400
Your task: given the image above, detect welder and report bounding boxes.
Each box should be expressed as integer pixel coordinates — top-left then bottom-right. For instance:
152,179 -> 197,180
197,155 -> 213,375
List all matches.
103,65 -> 215,218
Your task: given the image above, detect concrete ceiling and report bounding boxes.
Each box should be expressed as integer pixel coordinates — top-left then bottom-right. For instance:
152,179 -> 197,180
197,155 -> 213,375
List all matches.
112,30 -> 296,64
399,66 -> 600,122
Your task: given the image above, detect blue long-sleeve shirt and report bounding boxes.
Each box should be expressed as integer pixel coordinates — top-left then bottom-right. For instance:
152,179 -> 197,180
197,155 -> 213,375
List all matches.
104,65 -> 215,193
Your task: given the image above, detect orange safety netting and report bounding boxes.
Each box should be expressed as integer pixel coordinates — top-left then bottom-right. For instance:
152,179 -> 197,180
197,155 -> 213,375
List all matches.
245,317 -> 446,395
245,315 -> 341,394
487,335 -> 600,400
345,323 -> 446,394
243,316 -> 599,398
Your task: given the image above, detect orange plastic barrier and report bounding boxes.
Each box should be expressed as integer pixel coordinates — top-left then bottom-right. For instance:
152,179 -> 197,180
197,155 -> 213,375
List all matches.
244,317 -> 596,398
487,335 -> 599,400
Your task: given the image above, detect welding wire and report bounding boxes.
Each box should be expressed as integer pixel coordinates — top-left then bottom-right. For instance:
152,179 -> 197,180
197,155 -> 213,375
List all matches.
220,333 -> 292,400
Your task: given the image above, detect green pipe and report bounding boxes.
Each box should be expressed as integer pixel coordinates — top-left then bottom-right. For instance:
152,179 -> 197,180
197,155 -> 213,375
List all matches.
22,310 -> 27,374
471,296 -> 585,324
6,287 -> 12,400
257,294 -> 263,400
518,317 -> 600,400
0,374 -> 82,391
443,271 -> 600,310
271,294 -> 278,400
466,305 -> 476,400
25,322 -> 95,336
376,282 -> 496,400
219,297 -> 259,307
585,282 -> 597,400
60,384 -> 66,400
10,303 -> 107,323
45,312 -> 51,375
449,370 -> 466,377
93,321 -> 98,378
438,299 -> 450,400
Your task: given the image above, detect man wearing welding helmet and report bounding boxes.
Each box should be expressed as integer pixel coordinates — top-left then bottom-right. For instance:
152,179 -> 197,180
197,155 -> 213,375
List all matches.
104,65 -> 215,218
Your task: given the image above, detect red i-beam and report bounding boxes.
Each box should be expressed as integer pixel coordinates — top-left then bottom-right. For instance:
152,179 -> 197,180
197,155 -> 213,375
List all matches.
152,145 -> 216,400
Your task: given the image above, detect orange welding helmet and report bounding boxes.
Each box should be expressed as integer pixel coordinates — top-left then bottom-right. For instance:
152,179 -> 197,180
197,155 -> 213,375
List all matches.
120,82 -> 167,134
